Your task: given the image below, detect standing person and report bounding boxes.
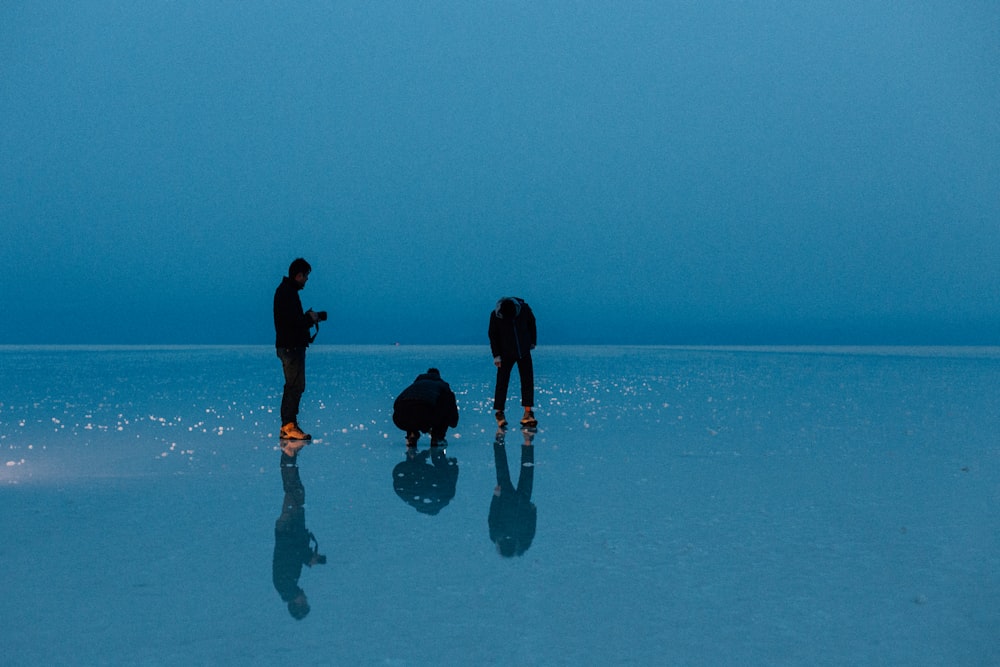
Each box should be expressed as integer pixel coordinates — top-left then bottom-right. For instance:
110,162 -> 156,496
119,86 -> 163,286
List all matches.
272,451 -> 326,620
488,428 -> 537,557
392,368 -> 460,447
273,258 -> 326,441
488,296 -> 538,428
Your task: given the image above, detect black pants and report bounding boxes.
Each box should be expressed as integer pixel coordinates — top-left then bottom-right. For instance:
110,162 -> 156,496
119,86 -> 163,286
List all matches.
393,399 -> 448,440
277,347 -> 306,425
493,353 -> 534,411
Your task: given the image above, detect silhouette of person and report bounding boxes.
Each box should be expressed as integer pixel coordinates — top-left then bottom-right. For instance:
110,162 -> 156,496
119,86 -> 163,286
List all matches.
272,450 -> 326,619
392,367 -> 459,447
489,428 -> 537,557
488,296 -> 538,429
391,445 -> 459,515
273,257 -> 326,442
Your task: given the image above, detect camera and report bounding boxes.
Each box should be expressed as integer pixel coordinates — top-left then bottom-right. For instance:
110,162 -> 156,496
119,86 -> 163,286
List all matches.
316,311 -> 328,322
308,532 -> 327,565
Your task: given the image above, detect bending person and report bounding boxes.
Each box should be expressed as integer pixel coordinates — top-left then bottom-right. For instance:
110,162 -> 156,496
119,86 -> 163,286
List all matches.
392,367 -> 459,447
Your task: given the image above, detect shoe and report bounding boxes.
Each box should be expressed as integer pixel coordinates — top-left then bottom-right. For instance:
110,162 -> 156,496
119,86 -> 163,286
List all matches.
280,422 -> 312,440
281,440 -> 307,457
520,411 -> 537,427
495,411 -> 507,428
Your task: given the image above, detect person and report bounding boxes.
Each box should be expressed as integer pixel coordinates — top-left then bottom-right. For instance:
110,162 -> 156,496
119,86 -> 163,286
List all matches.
392,368 -> 459,447
488,427 -> 537,557
391,446 -> 459,515
488,296 -> 537,428
273,451 -> 326,619
273,258 -> 325,441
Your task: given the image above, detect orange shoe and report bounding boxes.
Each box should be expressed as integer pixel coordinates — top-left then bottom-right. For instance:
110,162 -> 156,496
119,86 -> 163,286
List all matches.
280,422 -> 312,441
281,439 -> 308,457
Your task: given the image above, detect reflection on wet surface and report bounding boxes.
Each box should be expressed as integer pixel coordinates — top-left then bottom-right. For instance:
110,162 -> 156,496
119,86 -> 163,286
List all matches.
272,449 -> 326,620
4,346 -> 999,664
489,428 -> 537,557
391,444 -> 459,515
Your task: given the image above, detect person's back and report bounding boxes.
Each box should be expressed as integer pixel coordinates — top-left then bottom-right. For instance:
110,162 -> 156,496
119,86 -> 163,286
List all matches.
392,368 -> 459,446
396,371 -> 448,406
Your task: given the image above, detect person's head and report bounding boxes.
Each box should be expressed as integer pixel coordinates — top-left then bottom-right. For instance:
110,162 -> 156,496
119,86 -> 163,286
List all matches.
288,593 -> 310,620
499,299 -> 517,319
288,258 -> 312,285
426,367 -> 440,378
497,536 -> 518,558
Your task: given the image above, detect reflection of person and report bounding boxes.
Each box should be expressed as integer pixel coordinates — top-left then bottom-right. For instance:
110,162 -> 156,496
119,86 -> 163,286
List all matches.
273,451 -> 326,619
489,428 -> 537,557
273,257 -> 325,442
391,446 -> 459,515
392,368 -> 459,447
488,297 -> 537,428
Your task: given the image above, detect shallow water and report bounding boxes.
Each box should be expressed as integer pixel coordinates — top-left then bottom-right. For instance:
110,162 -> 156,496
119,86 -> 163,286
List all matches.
2,345 -> 998,665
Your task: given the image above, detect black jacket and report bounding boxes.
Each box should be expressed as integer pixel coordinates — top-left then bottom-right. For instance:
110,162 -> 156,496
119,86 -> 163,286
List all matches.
489,439 -> 536,557
273,276 -> 313,348
393,370 -> 459,428
488,297 -> 536,361
272,463 -> 311,603
392,448 -> 459,515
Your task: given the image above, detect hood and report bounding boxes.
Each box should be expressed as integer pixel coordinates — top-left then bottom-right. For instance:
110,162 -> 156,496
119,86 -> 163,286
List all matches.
494,297 -> 522,319
414,367 -> 442,383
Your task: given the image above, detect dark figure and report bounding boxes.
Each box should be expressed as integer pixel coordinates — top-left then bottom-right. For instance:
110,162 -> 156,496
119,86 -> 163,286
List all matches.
273,257 -> 326,442
392,368 -> 459,447
489,428 -> 537,557
273,452 -> 326,620
391,446 -> 459,515
488,296 -> 537,428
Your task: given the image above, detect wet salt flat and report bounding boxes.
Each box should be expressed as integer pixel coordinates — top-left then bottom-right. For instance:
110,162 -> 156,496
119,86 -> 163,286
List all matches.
1,345 -> 998,666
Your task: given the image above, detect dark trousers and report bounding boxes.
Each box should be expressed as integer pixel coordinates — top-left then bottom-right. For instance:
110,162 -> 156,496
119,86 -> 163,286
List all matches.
277,347 -> 306,425
493,440 -> 535,500
393,399 -> 448,440
493,353 -> 534,411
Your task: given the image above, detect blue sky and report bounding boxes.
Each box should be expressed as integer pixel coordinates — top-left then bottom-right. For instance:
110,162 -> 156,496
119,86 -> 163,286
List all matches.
2,1 -> 998,345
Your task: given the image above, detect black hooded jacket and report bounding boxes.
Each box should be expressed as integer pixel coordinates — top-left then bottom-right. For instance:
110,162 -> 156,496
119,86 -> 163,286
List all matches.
272,462 -> 312,603
393,370 -> 459,429
488,297 -> 536,361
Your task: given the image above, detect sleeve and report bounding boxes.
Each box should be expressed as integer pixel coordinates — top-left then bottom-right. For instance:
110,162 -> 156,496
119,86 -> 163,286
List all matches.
525,304 -> 537,348
488,312 -> 501,358
446,387 -> 459,427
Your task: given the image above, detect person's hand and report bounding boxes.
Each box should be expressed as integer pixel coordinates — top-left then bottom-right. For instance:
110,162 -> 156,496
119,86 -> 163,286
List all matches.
307,309 -> 320,323
493,356 -> 501,368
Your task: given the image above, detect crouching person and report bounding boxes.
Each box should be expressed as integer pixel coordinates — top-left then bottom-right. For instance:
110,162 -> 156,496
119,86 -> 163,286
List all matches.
392,368 -> 459,447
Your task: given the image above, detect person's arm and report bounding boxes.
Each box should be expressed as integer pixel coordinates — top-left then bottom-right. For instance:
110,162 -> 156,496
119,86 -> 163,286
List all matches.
526,305 -> 537,349
488,313 -> 502,364
275,288 -> 311,332
446,388 -> 459,427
